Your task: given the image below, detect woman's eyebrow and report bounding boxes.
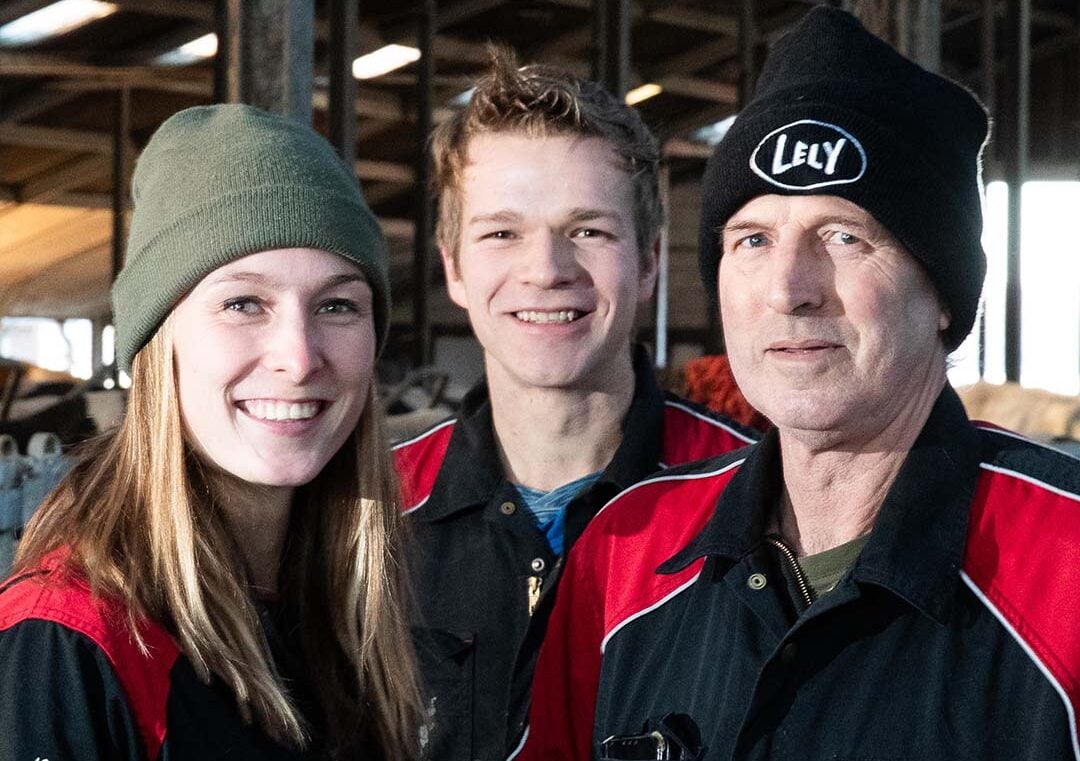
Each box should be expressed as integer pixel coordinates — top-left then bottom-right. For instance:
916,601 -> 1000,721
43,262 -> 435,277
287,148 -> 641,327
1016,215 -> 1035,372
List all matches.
201,271 -> 367,289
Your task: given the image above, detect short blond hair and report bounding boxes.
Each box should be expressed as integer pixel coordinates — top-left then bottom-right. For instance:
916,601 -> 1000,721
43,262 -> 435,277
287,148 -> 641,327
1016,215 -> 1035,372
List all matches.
432,47 -> 662,261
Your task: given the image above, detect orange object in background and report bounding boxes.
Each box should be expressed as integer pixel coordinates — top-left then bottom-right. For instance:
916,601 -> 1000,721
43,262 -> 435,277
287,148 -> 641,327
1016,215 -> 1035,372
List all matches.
680,355 -> 772,433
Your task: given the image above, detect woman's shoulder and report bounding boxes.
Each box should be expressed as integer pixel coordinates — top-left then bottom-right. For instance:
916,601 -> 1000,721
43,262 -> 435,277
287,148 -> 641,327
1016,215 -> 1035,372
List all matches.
0,551 -> 181,760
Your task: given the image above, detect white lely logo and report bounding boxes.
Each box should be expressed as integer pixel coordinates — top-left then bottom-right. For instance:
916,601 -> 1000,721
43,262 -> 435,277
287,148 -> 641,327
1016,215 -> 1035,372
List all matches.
749,119 -> 867,190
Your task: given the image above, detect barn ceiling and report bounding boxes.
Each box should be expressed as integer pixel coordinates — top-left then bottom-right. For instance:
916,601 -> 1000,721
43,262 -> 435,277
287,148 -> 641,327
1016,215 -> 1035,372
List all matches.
0,0 -> 1078,325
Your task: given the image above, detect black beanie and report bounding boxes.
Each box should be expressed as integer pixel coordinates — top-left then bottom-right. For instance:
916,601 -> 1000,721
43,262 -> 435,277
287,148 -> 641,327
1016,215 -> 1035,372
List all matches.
698,6 -> 989,350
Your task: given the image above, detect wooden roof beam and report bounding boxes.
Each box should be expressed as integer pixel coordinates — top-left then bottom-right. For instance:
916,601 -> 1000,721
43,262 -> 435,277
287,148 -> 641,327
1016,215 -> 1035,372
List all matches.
356,160 -> 414,184
0,123 -> 414,186
0,123 -> 113,152
545,0 -> 738,36
0,86 -> 81,123
108,0 -> 212,22
943,0 -> 1076,31
17,155 -> 110,204
0,51 -> 210,89
657,75 -> 737,104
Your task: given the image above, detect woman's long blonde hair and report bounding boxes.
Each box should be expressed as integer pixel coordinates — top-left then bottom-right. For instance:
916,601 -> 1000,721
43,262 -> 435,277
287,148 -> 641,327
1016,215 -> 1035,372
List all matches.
16,317 -> 422,758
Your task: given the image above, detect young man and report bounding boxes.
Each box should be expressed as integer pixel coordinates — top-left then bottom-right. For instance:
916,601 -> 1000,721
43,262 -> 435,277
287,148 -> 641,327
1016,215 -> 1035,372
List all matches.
393,52 -> 757,760
518,8 -> 1080,760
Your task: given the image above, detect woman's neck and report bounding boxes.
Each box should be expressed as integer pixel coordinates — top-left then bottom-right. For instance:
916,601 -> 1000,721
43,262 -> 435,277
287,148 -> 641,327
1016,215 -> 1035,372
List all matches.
204,470 -> 294,593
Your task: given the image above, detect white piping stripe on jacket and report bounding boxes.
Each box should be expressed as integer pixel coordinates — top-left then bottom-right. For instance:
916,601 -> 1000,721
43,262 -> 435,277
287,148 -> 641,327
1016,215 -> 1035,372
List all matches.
979,463 -> 1080,504
504,726 -> 528,761
601,571 -> 702,655
390,417 -> 457,451
960,570 -> 1080,761
593,458 -> 745,523
974,422 -> 1080,463
662,399 -> 758,444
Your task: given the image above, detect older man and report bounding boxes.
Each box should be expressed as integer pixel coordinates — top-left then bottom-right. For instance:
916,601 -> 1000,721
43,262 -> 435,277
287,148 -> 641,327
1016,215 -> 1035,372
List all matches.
516,8 -> 1080,761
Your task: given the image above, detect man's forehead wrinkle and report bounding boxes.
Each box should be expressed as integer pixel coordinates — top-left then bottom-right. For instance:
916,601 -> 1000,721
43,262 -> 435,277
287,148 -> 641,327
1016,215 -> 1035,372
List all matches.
723,219 -> 768,233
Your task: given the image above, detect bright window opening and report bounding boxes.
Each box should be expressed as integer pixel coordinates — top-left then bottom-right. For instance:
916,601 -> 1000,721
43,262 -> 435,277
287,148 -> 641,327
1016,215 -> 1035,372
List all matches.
948,181 -> 1080,396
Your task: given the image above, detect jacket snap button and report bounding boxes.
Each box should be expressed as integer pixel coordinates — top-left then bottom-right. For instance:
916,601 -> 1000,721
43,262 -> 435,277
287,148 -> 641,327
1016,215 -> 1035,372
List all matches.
747,573 -> 767,590
499,501 -> 516,515
531,558 -> 546,573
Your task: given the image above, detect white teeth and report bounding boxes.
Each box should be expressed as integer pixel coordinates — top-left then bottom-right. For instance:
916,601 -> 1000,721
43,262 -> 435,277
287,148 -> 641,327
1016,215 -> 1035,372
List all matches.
514,310 -> 580,324
243,400 -> 321,421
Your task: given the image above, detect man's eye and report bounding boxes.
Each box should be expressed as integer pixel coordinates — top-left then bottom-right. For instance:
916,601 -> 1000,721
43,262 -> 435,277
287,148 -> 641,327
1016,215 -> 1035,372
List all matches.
826,231 -> 862,245
572,228 -> 612,240
738,234 -> 768,248
482,230 -> 516,240
222,297 -> 261,314
317,299 -> 359,315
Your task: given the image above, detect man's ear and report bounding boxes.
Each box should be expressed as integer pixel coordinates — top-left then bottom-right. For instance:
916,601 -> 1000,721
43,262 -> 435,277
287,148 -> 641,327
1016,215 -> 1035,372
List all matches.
440,246 -> 469,310
938,304 -> 952,332
638,237 -> 660,303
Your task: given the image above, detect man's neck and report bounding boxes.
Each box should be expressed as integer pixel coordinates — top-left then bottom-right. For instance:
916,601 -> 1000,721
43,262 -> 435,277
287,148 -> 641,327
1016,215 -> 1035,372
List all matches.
775,378 -> 945,556
486,354 -> 637,492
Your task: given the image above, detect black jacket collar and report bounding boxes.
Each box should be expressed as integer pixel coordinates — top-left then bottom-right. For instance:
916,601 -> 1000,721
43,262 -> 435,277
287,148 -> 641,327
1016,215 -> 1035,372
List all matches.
661,385 -> 982,624
417,347 -> 666,523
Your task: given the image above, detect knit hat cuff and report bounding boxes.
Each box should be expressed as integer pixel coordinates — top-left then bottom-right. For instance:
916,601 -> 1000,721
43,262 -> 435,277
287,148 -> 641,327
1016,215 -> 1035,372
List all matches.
114,183 -> 390,369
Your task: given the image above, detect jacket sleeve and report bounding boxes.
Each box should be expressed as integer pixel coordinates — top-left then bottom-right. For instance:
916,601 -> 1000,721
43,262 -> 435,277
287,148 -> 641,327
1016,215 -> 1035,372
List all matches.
515,543 -> 606,761
0,618 -> 145,761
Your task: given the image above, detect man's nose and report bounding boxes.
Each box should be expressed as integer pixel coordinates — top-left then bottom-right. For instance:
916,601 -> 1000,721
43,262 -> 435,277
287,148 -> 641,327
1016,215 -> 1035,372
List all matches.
518,231 -> 579,288
764,238 -> 828,314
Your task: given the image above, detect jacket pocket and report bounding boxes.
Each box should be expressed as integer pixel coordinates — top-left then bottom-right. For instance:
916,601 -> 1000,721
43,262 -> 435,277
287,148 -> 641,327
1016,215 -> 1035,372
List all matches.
412,627 -> 476,761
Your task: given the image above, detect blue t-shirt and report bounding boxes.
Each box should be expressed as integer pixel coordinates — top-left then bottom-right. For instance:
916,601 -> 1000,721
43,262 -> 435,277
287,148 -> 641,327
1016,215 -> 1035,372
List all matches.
513,471 -> 603,555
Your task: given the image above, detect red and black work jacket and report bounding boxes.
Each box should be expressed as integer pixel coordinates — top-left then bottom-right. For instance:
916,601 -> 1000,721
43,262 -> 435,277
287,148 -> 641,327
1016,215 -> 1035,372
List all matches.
0,554 -> 328,760
518,386 -> 1080,761
394,353 -> 758,761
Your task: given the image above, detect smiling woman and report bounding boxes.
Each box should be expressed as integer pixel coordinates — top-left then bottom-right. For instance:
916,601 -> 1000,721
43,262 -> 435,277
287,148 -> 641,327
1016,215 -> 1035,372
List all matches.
0,105 -> 421,760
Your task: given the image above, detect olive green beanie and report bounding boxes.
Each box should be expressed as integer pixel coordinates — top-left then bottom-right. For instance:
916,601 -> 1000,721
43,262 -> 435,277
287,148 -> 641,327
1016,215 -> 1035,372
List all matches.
112,103 -> 390,369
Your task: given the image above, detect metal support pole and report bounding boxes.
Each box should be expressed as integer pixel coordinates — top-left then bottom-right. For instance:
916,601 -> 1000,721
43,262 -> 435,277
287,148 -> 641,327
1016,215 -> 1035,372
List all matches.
110,88 -> 129,284
214,0 -> 231,103
591,0 -> 630,99
327,0 -> 357,165
706,0 -> 761,357
911,0 -> 941,72
654,162 -> 670,370
110,86 -> 130,379
977,0 -> 995,378
739,0 -> 757,109
1004,0 -> 1030,382
90,317 -> 106,380
217,0 -> 314,124
412,0 -> 435,368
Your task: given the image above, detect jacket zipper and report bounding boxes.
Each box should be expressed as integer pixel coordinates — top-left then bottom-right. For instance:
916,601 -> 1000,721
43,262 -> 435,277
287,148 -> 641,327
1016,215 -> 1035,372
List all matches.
765,534 -> 815,610
527,576 -> 542,617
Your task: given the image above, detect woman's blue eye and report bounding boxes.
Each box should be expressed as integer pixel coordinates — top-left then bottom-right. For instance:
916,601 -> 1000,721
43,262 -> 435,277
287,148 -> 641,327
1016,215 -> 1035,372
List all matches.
223,298 -> 260,314
742,234 -> 767,248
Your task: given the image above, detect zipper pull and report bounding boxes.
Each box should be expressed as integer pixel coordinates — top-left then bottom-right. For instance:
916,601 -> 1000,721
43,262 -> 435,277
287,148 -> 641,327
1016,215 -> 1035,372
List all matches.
527,575 -> 542,617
